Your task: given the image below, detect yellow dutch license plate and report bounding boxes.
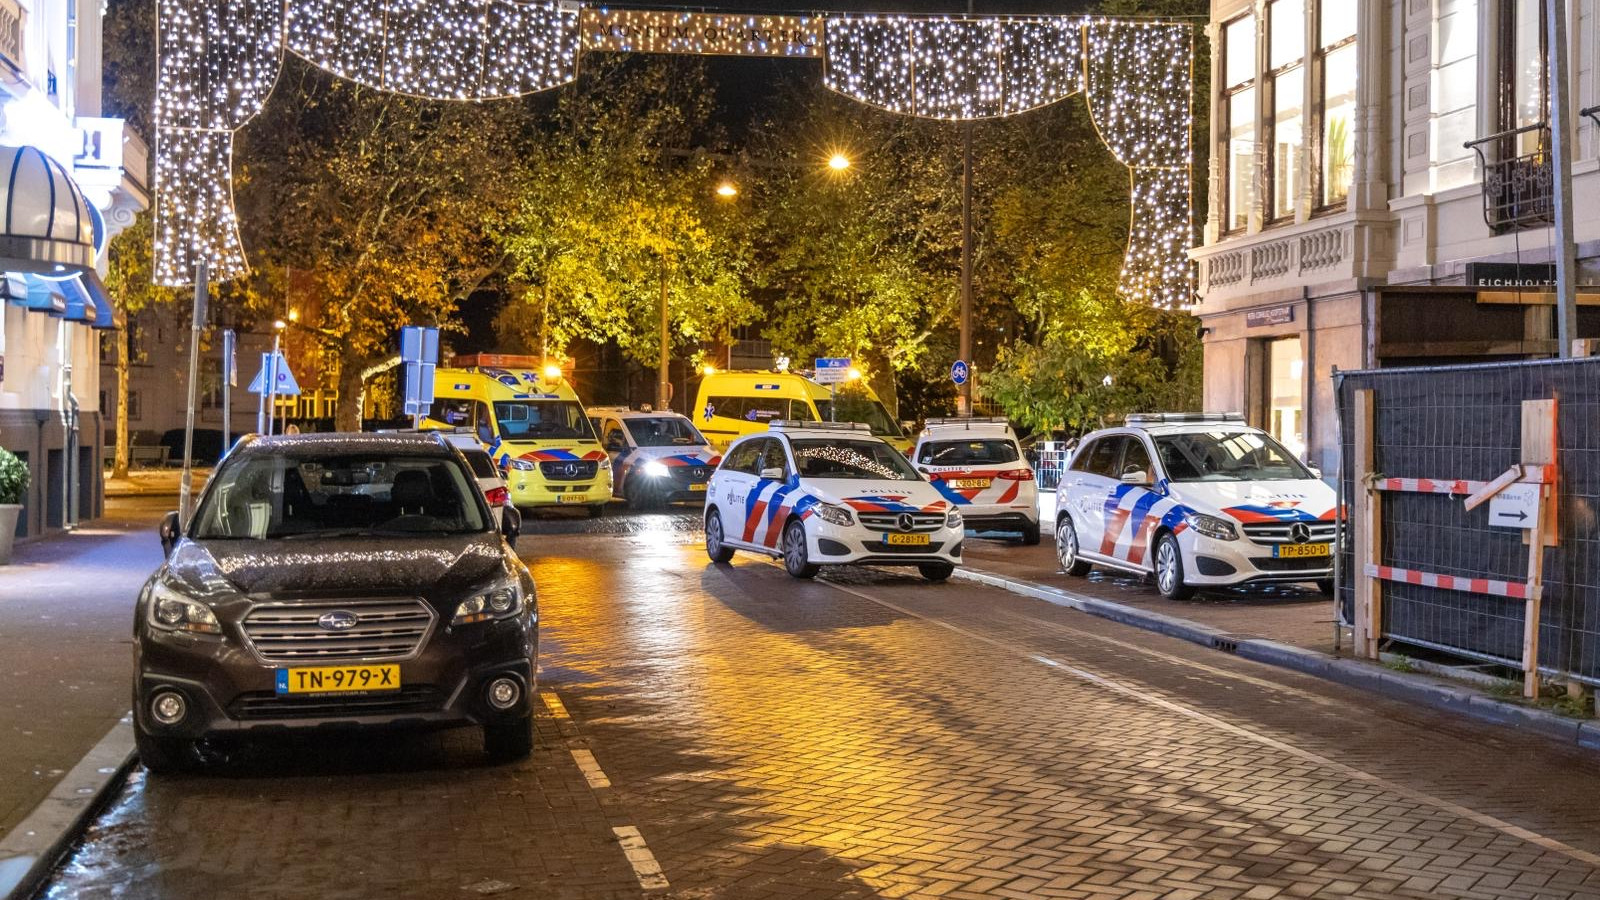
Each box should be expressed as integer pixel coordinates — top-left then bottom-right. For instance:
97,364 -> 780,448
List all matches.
689,483 -> 708,492
1274,542 -> 1331,559
275,664 -> 400,696
556,494 -> 587,504
884,533 -> 931,546
947,478 -> 992,489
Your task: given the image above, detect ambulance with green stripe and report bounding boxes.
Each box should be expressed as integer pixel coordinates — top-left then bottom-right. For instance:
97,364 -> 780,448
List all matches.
424,354 -> 612,517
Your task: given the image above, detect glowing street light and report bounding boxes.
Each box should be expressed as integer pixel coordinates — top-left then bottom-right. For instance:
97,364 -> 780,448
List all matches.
702,364 -> 718,376
828,153 -> 851,172
847,367 -> 862,381
715,182 -> 738,199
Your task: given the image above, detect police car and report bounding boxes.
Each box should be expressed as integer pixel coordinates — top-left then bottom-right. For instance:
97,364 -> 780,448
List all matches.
913,417 -> 1040,545
589,408 -> 721,510
703,421 -> 963,581
1054,413 -> 1337,600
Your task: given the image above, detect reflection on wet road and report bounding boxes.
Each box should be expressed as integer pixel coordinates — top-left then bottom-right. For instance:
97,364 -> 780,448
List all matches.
43,512 -> 1600,899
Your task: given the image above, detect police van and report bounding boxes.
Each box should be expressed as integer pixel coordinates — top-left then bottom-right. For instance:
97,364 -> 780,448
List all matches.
424,354 -> 611,517
692,370 -> 911,455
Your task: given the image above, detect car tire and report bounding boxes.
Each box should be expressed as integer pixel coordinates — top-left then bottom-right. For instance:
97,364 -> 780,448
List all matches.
919,562 -> 955,583
1020,520 -> 1042,546
705,509 -> 735,564
587,503 -> 607,519
1154,532 -> 1196,601
1316,578 -> 1335,596
782,519 -> 819,579
1055,514 -> 1092,577
483,713 -> 533,762
134,720 -> 197,775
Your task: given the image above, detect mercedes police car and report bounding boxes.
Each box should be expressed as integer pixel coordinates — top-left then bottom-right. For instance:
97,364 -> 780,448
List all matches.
703,421 -> 963,581
914,417 -> 1040,545
1054,413 -> 1338,600
589,408 -> 721,509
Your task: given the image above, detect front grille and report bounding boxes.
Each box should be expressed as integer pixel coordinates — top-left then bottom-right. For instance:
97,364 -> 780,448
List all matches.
1241,521 -> 1340,545
858,513 -> 945,533
241,598 -> 435,663
671,466 -> 713,484
229,686 -> 445,721
539,460 -> 598,481
867,541 -> 946,555
1249,556 -> 1333,573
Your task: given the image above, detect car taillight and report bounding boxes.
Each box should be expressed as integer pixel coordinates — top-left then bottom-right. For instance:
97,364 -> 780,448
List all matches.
998,469 -> 1035,482
485,486 -> 510,507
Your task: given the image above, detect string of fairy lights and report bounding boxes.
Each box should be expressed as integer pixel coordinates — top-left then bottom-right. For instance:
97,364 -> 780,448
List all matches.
153,4 -> 1194,306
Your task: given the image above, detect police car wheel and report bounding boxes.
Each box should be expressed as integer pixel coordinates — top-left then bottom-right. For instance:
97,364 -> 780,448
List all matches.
1154,533 -> 1196,601
626,476 -> 659,511
1020,520 -> 1041,546
705,510 -> 735,564
918,562 -> 955,583
783,519 -> 819,579
1056,515 -> 1092,577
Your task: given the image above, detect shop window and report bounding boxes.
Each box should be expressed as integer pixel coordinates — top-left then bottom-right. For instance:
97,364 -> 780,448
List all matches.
1266,337 -> 1305,459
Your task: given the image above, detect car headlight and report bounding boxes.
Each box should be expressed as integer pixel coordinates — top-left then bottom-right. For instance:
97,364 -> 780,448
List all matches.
814,502 -> 854,527
452,579 -> 525,626
507,459 -> 537,471
642,459 -> 670,478
599,458 -> 612,470
146,580 -> 221,635
1185,513 -> 1238,541
945,509 -> 963,529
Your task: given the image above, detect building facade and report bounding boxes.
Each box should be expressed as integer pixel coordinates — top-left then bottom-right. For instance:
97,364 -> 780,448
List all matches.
0,0 -> 147,536
1193,0 -> 1600,474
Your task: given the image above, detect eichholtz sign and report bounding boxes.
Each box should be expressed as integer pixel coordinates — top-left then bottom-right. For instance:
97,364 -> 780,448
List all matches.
579,8 -> 822,57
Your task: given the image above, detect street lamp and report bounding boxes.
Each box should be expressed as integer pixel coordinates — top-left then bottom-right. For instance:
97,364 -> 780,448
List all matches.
715,182 -> 738,199
827,152 -> 851,172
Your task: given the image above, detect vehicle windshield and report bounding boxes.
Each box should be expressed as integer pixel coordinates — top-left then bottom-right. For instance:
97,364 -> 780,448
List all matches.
1155,430 -> 1314,482
495,400 -> 594,441
625,416 -> 706,447
191,452 -> 489,539
813,395 -> 905,438
790,439 -> 921,480
918,439 -> 1020,466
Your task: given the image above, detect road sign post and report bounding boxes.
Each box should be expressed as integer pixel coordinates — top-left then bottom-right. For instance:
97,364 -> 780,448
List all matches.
400,326 -> 441,427
814,357 -> 851,422
950,359 -> 969,386
221,329 -> 235,459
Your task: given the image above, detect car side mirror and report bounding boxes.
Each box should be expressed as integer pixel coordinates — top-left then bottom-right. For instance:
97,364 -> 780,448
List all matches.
917,466 -> 930,475
606,435 -> 625,451
159,510 -> 181,557
760,466 -> 786,481
1120,472 -> 1151,487
1308,466 -> 1324,480
500,506 -> 522,546
477,425 -> 493,443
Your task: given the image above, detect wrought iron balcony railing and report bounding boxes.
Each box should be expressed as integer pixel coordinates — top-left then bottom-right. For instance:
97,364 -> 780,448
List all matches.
1465,124 -> 1553,233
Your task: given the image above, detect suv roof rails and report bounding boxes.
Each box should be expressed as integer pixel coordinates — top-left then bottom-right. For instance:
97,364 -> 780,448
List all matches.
768,420 -> 873,433
1124,412 -> 1246,426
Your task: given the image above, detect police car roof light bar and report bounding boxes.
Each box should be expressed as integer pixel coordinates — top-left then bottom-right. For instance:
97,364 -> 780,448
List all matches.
923,416 -> 1012,428
1124,412 -> 1246,425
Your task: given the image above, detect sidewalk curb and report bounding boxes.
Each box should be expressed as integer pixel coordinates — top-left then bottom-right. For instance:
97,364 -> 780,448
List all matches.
956,566 -> 1599,754
0,717 -> 136,900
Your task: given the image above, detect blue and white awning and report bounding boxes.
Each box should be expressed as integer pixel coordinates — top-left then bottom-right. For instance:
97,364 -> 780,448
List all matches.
0,144 -> 115,328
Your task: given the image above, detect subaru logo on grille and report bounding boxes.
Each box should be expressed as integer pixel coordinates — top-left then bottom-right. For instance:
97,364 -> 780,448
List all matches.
318,610 -> 360,631
1289,522 -> 1312,544
897,513 -> 916,532
563,462 -> 578,478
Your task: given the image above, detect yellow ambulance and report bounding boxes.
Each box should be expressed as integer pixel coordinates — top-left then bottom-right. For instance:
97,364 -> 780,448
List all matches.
691,370 -> 912,454
424,354 -> 612,517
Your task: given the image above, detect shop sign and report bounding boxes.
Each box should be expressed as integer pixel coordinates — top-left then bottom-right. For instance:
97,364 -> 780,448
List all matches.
1465,263 -> 1556,288
1245,305 -> 1294,328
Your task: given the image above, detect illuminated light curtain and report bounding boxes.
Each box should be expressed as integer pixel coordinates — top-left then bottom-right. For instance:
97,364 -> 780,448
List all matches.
1083,22 -> 1195,307
822,15 -> 1081,119
154,0 -> 285,285
283,0 -> 579,100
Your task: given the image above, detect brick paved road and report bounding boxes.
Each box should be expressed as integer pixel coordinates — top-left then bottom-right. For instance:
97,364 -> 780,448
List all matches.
41,513 -> 1600,899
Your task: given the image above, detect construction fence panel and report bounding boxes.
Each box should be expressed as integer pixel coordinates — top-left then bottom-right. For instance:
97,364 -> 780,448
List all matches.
1336,357 -> 1600,684
1032,442 -> 1072,492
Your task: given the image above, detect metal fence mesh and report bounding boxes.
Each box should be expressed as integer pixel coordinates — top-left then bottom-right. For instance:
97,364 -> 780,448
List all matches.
1337,358 -> 1600,684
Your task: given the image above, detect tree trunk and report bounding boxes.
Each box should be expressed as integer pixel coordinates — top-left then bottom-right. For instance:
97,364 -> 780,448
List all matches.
335,355 -> 366,432
113,313 -> 131,480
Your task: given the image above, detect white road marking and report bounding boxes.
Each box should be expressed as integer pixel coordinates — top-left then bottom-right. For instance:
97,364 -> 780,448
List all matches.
819,577 -> 1600,869
569,749 -> 611,789
612,825 -> 670,890
541,690 -> 571,720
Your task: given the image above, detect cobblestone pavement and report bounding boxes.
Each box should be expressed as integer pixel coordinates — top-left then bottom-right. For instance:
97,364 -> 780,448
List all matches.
40,512 -> 1600,899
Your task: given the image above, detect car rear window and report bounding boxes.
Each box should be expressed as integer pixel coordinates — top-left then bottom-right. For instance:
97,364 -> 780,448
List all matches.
917,439 -> 1020,466
461,450 -> 498,478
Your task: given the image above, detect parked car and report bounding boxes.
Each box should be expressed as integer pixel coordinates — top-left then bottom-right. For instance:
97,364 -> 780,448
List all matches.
134,431 -> 534,773
587,407 -> 721,510
913,417 -> 1040,545
1054,413 -> 1337,600
436,431 -> 512,526
703,421 -> 962,581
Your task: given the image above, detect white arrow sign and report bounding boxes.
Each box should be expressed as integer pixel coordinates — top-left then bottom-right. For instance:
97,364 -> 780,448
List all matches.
1488,482 -> 1540,530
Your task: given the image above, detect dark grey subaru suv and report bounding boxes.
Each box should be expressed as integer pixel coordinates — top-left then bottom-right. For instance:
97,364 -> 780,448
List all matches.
134,432 -> 536,773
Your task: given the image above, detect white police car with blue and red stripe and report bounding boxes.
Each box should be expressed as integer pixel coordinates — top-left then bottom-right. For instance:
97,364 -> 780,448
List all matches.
704,421 -> 963,581
1055,414 -> 1338,600
914,417 -> 1040,545
590,409 -> 721,510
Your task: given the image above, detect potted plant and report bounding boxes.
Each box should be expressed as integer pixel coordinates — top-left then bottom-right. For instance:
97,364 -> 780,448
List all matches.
0,448 -> 28,564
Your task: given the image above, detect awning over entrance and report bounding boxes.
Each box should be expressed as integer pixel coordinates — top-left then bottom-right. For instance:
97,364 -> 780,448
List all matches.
0,144 -> 114,328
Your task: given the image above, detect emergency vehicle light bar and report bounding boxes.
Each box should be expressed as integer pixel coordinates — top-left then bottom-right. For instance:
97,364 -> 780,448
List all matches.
447,353 -> 545,370
923,416 -> 1012,428
768,420 -> 872,432
1124,412 -> 1245,425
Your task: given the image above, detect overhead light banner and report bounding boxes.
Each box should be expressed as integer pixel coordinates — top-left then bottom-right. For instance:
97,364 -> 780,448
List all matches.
579,8 -> 821,57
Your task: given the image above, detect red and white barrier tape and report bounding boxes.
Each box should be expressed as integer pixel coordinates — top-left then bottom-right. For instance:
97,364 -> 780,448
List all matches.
1364,563 -> 1531,600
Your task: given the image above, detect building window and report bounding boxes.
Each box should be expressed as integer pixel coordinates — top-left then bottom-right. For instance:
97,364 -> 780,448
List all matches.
1316,2 -> 1357,206
1266,337 -> 1305,459
1222,14 -> 1257,231
1268,0 -> 1305,221
127,392 -> 142,422
1430,0 -> 1478,192
1500,1 -> 1546,157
